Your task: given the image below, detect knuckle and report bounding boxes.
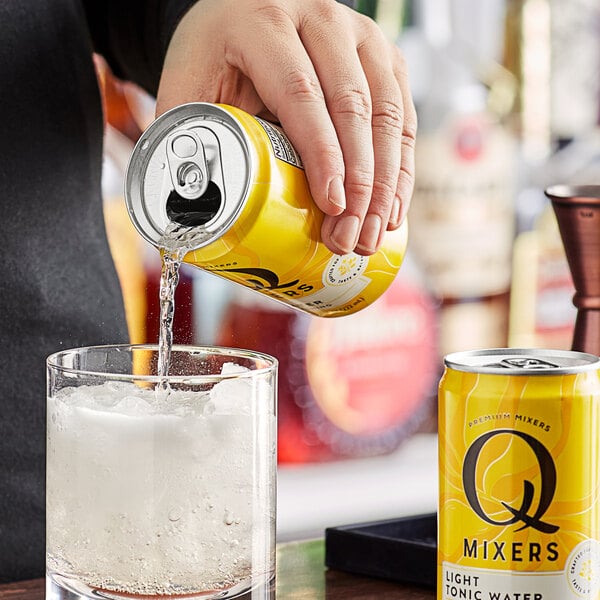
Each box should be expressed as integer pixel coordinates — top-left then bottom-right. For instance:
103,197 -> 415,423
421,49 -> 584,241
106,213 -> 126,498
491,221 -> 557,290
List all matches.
400,163 -> 415,180
345,174 -> 374,201
399,165 -> 415,189
300,20 -> 329,47
299,0 -> 342,37
372,99 -> 404,133
284,70 -> 324,103
356,18 -> 388,50
372,177 -> 397,201
312,0 -> 338,22
331,87 -> 372,120
355,11 -> 381,34
402,116 -> 418,142
401,136 -> 415,161
253,3 -> 291,27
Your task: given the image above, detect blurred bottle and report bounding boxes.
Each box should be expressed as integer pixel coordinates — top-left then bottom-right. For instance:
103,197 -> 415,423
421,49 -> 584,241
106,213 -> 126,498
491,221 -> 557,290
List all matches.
509,205 -> 576,349
502,0 -> 552,163
508,116 -> 600,353
500,0 -> 600,191
500,0 -> 600,355
217,268 -> 438,464
405,0 -> 518,357
96,57 -> 147,343
96,58 -> 195,345
548,0 -> 600,147
101,126 -> 148,344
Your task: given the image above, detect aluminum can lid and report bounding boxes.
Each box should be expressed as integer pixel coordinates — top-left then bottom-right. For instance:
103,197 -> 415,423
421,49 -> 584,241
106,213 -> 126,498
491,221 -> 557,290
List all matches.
444,348 -> 600,375
125,103 -> 251,247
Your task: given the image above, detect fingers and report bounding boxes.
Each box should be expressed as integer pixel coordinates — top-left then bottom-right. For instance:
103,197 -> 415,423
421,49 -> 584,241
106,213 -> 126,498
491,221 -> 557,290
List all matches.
157,0 -> 417,256
158,0 -> 349,220
156,0 -> 272,119
389,46 -> 417,230
298,5 -> 375,254
354,29 -> 405,252
228,4 -> 347,219
298,5 -> 413,254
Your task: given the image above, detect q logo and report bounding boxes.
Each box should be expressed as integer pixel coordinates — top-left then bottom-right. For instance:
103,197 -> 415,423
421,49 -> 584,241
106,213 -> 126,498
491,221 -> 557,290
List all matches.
462,429 -> 560,534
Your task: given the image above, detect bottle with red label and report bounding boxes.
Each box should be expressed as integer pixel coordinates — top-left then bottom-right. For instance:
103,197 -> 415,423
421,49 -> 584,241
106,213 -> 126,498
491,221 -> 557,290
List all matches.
216,267 -> 438,463
404,0 -> 517,357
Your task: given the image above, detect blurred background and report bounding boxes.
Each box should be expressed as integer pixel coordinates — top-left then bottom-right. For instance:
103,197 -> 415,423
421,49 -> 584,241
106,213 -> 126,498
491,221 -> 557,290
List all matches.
97,0 -> 600,540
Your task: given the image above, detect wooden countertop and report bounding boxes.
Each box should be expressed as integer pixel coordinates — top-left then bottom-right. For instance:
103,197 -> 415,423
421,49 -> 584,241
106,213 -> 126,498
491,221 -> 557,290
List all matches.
1,540 -> 435,600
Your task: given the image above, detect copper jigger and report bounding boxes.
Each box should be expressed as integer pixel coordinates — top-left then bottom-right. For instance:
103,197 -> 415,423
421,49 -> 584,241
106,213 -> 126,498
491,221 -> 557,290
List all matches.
545,185 -> 600,356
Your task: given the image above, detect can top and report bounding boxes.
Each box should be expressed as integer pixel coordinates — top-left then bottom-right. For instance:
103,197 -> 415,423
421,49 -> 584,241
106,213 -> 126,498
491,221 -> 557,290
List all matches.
124,103 -> 252,248
444,348 -> 600,375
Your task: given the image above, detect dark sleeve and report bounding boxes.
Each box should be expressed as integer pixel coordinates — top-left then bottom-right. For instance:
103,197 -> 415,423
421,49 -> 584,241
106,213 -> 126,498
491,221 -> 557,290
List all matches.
82,0 -> 198,95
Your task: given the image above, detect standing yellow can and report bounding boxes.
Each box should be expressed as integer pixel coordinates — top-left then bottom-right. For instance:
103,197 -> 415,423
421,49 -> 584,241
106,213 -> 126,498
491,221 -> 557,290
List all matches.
438,348 -> 600,600
125,103 -> 407,317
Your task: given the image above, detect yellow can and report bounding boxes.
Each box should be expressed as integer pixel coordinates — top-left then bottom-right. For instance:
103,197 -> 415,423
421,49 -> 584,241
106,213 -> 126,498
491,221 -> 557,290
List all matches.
438,348 -> 600,600
125,103 -> 407,317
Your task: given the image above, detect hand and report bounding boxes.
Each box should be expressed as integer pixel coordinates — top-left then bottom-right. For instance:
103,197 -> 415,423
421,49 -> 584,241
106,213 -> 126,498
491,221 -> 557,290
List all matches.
157,0 -> 416,255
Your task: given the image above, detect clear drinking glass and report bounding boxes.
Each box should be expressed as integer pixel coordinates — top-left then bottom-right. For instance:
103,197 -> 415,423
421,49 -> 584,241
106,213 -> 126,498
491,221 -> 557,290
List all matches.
46,344 -> 277,600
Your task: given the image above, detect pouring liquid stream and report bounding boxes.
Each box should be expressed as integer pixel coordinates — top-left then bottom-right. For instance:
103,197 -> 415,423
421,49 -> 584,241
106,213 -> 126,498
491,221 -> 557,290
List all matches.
156,249 -> 184,390
156,222 -> 212,390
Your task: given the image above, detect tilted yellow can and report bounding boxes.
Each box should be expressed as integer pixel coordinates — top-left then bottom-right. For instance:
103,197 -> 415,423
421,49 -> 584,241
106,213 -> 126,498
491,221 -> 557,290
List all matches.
125,103 -> 407,317
438,349 -> 600,600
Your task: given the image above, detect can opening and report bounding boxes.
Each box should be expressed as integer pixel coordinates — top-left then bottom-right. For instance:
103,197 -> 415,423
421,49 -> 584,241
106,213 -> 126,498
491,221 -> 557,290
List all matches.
166,181 -> 222,227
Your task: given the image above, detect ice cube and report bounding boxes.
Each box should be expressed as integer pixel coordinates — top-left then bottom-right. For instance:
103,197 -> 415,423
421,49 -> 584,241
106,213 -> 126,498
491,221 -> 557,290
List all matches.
115,394 -> 152,416
220,362 -> 250,376
209,379 -> 251,414
209,364 -> 254,415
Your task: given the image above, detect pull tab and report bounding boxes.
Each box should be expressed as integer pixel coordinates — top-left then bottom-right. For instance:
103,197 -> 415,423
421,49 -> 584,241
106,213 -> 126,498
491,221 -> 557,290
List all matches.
488,358 -> 561,370
166,131 -> 210,200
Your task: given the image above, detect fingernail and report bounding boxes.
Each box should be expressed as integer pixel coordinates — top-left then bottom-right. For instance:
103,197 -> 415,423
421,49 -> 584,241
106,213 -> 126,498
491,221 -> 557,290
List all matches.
356,214 -> 382,254
331,215 -> 360,254
389,197 -> 401,226
328,176 -> 346,212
